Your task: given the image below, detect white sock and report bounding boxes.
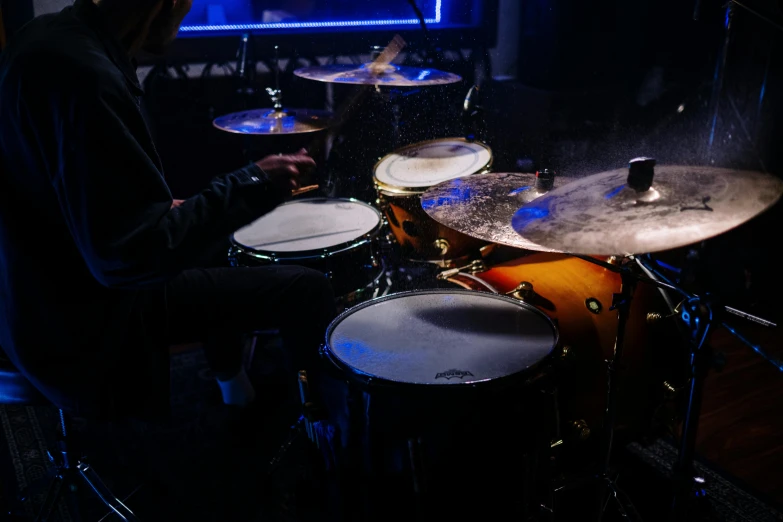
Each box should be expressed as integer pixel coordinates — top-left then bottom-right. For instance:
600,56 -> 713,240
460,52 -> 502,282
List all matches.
216,368 -> 256,407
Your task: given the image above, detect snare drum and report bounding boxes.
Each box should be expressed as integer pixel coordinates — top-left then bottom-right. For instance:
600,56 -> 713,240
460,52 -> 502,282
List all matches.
229,198 -> 384,304
316,289 -> 558,519
373,138 -> 493,265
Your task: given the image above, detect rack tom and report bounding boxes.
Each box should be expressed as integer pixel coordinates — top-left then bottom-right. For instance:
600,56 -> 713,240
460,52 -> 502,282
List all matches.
229,198 -> 384,305
373,138 -> 493,266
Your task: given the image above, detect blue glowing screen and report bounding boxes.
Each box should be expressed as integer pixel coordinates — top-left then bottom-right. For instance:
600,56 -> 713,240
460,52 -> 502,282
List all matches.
179,0 -> 479,35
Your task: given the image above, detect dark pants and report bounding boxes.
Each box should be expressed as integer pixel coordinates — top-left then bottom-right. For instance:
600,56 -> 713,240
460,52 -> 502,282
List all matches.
162,265 -> 337,380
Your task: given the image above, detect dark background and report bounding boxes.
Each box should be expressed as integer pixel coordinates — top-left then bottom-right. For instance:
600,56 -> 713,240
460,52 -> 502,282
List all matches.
2,1 -> 783,519
137,0 -> 783,317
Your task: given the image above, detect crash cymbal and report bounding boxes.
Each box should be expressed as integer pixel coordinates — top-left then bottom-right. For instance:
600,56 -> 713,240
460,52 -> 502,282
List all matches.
421,171 -> 567,252
510,160 -> 783,256
213,107 -> 333,135
293,63 -> 462,86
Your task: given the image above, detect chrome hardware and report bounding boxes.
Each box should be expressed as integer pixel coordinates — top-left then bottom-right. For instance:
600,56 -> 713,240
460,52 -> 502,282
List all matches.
567,420 -> 591,441
662,381 -> 683,400
436,259 -> 488,279
507,281 -> 534,301
434,238 -> 450,256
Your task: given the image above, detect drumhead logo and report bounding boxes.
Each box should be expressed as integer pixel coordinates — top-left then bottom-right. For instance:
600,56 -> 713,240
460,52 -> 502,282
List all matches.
435,369 -> 474,380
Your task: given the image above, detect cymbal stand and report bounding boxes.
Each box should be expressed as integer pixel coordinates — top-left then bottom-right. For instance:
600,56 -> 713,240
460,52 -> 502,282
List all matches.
544,256 -> 656,521
581,255 -> 781,522
668,294 -> 722,521
636,254 -> 782,520
563,255 -> 688,521
595,261 -> 644,522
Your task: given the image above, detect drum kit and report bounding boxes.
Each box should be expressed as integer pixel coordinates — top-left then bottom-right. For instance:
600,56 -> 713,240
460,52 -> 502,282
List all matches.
213,39 -> 783,522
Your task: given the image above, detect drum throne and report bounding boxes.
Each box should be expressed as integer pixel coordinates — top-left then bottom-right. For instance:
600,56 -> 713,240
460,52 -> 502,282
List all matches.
0,349 -> 140,521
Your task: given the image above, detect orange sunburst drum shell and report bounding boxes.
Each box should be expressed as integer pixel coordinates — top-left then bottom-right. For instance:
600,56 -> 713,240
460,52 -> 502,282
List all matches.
444,251 -> 677,437
374,138 -> 494,265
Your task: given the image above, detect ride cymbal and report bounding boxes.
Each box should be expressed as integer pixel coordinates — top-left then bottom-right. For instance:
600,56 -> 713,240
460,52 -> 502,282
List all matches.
213,107 -> 334,135
510,160 -> 783,256
293,63 -> 462,86
421,171 -> 567,252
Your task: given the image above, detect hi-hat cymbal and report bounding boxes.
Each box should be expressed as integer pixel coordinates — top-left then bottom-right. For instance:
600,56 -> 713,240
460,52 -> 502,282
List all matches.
510,163 -> 783,256
293,63 -> 462,86
213,108 -> 334,135
421,171 -> 568,252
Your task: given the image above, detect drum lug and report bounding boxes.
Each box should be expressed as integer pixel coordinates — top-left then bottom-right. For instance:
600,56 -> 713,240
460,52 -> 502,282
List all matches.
550,419 -> 591,449
433,238 -> 450,256
507,281 -> 534,302
559,345 -> 574,363
567,419 -> 592,440
565,419 -> 591,441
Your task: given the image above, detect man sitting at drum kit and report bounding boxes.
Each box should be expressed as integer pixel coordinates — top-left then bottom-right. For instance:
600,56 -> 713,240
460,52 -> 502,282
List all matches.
0,0 -> 336,426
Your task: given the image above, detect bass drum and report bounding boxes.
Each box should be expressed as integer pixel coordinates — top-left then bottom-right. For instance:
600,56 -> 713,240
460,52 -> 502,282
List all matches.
441,250 -> 681,445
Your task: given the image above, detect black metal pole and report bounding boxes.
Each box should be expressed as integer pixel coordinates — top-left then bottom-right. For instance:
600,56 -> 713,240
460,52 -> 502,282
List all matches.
596,267 -> 642,522
670,298 -> 715,520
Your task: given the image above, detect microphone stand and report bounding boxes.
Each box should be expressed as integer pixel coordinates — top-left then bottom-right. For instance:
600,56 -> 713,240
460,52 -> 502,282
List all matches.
405,0 -> 443,67
234,32 -> 259,163
235,32 -> 258,109
463,85 -> 486,143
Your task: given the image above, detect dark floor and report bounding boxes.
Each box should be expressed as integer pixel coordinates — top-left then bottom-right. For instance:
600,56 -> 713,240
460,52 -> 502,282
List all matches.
3,256 -> 781,522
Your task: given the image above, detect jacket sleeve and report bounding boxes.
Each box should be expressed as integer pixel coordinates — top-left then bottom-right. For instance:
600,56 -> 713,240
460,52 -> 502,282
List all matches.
35,69 -> 288,288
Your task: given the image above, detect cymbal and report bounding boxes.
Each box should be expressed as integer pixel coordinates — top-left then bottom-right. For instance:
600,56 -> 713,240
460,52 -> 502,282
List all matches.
293,63 -> 462,86
421,171 -> 568,252
510,164 -> 783,256
212,108 -> 333,135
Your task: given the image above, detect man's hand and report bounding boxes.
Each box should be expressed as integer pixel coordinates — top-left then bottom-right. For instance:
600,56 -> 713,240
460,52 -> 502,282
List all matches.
255,148 -> 316,195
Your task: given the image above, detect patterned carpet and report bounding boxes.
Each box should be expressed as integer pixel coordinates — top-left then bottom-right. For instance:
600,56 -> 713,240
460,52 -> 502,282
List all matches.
1,344 -> 782,522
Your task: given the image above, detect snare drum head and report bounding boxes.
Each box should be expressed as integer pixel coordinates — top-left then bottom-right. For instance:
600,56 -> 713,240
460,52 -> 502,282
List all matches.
374,138 -> 492,190
326,290 -> 557,385
233,198 -> 381,253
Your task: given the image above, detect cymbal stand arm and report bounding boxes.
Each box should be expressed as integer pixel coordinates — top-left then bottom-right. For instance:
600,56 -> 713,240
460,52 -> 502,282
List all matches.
638,255 -> 776,328
719,321 -> 783,372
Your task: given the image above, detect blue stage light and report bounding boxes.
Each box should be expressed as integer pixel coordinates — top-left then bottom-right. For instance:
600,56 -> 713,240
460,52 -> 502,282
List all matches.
179,0 -> 444,34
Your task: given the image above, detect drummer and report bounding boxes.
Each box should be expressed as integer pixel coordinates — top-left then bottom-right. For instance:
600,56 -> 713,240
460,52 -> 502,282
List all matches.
0,0 -> 337,429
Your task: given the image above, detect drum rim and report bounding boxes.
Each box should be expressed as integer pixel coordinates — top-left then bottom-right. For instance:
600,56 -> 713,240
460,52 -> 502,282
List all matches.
372,137 -> 494,196
230,197 -> 383,259
321,288 -> 560,388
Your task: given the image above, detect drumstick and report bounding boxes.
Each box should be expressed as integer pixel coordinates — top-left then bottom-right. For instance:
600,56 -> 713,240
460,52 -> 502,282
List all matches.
308,34 -> 407,151
372,34 -> 407,68
292,184 -> 320,196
